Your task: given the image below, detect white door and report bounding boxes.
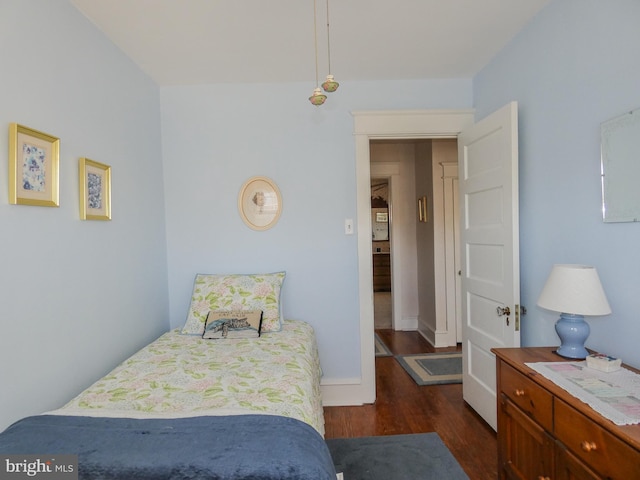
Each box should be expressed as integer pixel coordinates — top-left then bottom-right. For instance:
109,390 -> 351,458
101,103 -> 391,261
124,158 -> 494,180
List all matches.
458,102 -> 520,431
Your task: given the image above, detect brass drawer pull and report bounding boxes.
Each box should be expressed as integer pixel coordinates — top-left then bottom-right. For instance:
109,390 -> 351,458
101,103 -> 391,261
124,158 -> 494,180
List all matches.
581,441 -> 598,452
537,477 -> 551,480
514,389 -> 525,397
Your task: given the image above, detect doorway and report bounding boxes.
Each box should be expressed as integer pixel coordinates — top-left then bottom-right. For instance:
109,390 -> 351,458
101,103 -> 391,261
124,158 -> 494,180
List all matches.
352,109 -> 475,404
370,139 -> 460,339
353,105 -> 520,431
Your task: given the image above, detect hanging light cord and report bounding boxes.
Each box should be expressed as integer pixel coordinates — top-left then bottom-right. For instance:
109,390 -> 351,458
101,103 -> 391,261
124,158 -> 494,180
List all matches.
313,0 -> 320,87
326,0 -> 332,75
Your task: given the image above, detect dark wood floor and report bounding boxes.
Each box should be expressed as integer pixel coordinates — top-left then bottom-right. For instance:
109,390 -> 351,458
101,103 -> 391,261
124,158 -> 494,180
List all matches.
323,329 -> 497,480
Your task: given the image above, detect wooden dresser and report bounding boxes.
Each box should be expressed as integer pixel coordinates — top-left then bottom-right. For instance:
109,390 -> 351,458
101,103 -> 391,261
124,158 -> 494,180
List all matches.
372,253 -> 391,292
493,347 -> 640,480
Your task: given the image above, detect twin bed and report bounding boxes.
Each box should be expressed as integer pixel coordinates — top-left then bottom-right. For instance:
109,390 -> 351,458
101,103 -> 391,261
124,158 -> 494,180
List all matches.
0,273 -> 337,479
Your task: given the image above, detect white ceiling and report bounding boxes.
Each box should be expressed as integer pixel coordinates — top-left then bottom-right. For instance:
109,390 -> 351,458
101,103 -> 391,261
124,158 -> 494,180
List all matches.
70,0 -> 551,87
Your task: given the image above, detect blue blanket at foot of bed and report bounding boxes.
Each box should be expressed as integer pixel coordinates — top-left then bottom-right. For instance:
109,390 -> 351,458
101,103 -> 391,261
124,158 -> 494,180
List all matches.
0,414 -> 337,480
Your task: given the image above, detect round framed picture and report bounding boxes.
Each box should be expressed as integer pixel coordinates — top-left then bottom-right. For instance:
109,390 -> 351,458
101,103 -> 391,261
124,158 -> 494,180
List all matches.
238,176 -> 282,230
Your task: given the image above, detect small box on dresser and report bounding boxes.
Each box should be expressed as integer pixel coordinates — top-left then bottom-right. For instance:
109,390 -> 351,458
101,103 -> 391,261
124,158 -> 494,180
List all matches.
586,353 -> 622,372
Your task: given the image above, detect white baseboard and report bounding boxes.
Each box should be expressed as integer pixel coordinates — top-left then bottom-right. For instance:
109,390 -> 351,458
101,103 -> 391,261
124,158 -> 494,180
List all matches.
418,322 -> 456,348
418,328 -> 435,347
320,378 -> 374,406
395,315 -> 418,331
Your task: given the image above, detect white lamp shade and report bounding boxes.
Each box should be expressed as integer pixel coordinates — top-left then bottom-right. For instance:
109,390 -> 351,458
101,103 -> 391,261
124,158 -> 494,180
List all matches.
537,264 -> 611,316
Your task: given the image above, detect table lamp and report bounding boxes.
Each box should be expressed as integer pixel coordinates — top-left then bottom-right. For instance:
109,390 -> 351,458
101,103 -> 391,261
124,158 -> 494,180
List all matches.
537,264 -> 611,359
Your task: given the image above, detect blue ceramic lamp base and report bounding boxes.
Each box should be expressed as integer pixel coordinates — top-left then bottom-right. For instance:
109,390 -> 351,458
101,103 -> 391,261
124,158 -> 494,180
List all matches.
555,313 -> 590,359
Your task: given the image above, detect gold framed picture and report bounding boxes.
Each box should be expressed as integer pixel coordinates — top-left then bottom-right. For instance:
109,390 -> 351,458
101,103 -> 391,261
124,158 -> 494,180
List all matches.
238,176 -> 282,230
79,158 -> 111,221
9,123 -> 60,206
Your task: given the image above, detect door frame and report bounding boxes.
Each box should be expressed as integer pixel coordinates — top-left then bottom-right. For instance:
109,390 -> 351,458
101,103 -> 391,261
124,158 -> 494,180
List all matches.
353,109 -> 475,403
440,160 -> 462,344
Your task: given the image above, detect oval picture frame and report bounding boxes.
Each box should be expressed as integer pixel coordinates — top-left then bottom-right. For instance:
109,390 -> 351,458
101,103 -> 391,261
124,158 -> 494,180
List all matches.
238,176 -> 282,230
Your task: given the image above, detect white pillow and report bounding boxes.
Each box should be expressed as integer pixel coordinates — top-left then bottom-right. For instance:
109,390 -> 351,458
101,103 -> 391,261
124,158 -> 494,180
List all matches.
181,272 -> 285,334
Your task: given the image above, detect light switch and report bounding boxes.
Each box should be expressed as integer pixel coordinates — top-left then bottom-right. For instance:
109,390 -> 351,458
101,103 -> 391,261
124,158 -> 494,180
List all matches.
345,218 -> 354,235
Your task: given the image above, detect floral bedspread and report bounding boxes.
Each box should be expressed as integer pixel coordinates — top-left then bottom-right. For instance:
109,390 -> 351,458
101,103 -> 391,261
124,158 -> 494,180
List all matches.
54,320 -> 325,435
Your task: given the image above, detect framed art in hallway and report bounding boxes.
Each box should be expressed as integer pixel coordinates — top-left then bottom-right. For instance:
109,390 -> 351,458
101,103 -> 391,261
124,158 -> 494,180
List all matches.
418,196 -> 428,222
9,123 -> 60,207
79,158 -> 112,220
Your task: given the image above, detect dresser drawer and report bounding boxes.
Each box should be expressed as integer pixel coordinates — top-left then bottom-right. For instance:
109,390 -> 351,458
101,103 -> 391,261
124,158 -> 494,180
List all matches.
500,362 -> 553,432
555,398 -> 640,479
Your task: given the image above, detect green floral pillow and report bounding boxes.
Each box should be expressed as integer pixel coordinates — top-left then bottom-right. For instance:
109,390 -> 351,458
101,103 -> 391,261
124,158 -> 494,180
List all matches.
182,272 -> 285,334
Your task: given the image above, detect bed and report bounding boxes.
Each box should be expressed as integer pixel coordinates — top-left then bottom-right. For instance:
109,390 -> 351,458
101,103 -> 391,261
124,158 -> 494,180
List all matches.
0,272 -> 337,480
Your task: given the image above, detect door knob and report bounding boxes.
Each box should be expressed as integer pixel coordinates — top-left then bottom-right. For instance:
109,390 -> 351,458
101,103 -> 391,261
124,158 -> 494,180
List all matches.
496,306 -> 511,317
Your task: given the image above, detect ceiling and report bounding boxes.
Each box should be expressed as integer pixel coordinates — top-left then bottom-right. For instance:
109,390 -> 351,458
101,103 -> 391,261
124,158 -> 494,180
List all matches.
70,0 -> 551,87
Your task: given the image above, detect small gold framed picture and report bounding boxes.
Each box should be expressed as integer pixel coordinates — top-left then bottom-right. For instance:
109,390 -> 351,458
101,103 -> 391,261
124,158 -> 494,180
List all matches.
79,158 -> 112,220
238,176 -> 282,231
9,123 -> 60,207
418,196 -> 428,223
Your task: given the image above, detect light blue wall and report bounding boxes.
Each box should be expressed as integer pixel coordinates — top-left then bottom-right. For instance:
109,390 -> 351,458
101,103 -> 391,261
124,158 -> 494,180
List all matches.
0,0 -> 169,430
160,80 -> 473,379
474,0 -> 640,366
11,0 -> 630,433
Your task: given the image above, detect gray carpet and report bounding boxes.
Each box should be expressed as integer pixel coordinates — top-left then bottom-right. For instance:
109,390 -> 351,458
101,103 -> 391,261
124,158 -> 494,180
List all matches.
326,433 -> 469,480
374,334 -> 393,357
395,352 -> 462,385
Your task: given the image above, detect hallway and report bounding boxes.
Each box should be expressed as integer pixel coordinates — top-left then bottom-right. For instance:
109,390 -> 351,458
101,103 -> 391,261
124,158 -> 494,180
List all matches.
374,291 -> 392,329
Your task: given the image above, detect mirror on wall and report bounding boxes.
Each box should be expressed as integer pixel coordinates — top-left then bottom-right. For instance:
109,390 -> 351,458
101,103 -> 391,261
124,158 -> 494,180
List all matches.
601,107 -> 640,222
372,210 -> 389,241
371,179 -> 389,242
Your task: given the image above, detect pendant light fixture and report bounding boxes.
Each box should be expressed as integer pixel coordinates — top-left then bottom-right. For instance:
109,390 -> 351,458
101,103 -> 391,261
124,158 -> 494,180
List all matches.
321,0 -> 339,93
309,0 -> 327,106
